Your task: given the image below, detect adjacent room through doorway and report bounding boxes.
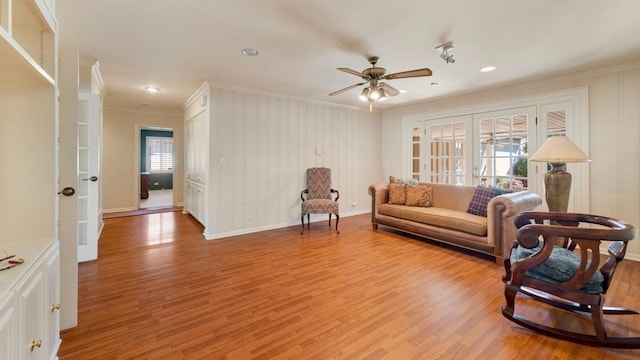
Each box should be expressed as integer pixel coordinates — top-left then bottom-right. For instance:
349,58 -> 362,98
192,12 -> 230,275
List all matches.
140,127 -> 174,209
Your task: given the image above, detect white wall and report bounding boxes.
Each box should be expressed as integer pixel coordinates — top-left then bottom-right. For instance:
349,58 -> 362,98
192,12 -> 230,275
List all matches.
202,84 -> 382,238
102,107 -> 184,211
382,60 -> 640,261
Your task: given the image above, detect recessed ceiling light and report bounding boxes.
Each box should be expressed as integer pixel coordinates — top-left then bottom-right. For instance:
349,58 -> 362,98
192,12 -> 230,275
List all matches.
144,86 -> 161,93
430,82 -> 439,87
242,48 -> 259,56
399,89 -> 407,94
480,66 -> 497,73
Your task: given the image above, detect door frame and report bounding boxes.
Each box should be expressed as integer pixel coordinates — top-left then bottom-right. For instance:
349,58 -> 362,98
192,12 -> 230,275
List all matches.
134,124 -> 176,209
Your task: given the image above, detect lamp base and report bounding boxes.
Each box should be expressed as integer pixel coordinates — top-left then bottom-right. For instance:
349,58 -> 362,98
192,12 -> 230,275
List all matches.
545,163 -> 572,246
544,163 -> 571,213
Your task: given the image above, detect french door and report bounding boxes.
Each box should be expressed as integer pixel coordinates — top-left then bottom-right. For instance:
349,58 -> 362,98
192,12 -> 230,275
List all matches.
77,93 -> 101,262
472,106 -> 538,192
404,88 -> 589,212
424,116 -> 472,185
411,106 -> 538,191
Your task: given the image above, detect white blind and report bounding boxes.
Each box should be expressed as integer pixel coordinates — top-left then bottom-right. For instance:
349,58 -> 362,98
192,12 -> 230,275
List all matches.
147,137 -> 173,172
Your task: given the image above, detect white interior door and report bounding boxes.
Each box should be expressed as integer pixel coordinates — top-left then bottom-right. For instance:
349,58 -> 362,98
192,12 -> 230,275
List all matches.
77,93 -> 101,262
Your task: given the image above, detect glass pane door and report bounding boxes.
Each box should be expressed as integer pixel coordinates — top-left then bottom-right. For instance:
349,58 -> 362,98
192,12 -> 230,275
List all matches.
426,116 -> 471,185
411,126 -> 422,180
474,107 -> 536,189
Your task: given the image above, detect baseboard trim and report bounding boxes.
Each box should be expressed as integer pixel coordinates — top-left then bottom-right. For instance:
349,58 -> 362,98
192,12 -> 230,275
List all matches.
204,210 -> 370,240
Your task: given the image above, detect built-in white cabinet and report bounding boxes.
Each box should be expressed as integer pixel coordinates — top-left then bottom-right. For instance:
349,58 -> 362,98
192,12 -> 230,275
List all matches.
0,293 -> 18,360
0,0 -> 60,358
184,82 -> 211,231
0,240 -> 60,360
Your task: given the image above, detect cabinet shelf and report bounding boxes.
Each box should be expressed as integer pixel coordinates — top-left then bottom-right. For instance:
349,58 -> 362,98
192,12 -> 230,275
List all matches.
0,0 -> 56,87
0,30 -> 54,86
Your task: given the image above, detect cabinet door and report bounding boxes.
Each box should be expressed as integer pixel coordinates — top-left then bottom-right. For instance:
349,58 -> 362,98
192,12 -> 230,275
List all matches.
45,248 -> 61,358
17,270 -> 46,360
0,294 -> 18,360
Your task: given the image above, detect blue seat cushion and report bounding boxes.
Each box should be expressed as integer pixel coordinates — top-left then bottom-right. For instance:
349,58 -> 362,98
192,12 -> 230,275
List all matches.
511,244 -> 604,294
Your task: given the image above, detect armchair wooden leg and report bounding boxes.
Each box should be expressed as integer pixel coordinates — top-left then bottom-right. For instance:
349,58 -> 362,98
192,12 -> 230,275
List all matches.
300,215 -> 305,234
502,283 -> 518,318
335,214 -> 340,234
591,300 -> 607,341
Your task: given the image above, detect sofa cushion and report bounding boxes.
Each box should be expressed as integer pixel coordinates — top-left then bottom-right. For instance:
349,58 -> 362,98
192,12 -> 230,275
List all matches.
466,186 -> 511,217
405,185 -> 432,207
388,183 -> 406,204
378,204 -> 488,236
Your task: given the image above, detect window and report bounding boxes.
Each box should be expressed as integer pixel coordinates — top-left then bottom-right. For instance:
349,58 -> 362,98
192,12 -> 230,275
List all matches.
147,137 -> 174,172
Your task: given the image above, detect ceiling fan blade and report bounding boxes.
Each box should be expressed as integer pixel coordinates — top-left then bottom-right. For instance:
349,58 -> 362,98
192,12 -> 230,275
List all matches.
384,68 -> 432,80
381,83 -> 400,96
337,67 -> 365,78
329,82 -> 366,96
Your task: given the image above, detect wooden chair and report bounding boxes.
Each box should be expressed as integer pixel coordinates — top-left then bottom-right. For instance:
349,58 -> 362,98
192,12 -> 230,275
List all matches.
502,211 -> 639,348
300,167 -> 339,234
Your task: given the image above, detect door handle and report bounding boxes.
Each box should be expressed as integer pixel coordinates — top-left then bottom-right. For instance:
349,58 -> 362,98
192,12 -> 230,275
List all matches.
83,176 -> 98,182
57,187 -> 76,197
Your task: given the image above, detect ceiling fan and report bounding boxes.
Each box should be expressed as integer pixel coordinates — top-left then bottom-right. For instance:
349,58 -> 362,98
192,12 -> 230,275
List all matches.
329,56 -> 432,110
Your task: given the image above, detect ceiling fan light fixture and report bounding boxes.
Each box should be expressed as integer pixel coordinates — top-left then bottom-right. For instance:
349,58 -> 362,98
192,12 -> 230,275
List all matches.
359,87 -> 370,101
369,88 -> 380,100
329,56 -> 433,107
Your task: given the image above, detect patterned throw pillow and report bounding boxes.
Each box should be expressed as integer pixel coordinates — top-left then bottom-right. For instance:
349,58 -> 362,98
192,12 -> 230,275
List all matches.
466,186 -> 511,217
405,185 -> 433,207
389,175 -> 419,186
388,183 -> 407,204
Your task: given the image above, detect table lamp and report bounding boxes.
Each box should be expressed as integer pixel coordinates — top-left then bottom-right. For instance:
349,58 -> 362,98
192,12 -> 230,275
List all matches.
529,136 -> 589,212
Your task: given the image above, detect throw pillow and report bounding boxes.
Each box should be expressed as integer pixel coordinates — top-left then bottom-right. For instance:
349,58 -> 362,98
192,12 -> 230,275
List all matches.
466,186 -> 511,217
405,185 -> 433,207
388,183 -> 406,204
389,175 -> 418,186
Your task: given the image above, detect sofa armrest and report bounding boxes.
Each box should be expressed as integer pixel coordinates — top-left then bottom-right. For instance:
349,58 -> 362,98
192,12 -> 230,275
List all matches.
487,191 -> 543,260
369,182 -> 389,225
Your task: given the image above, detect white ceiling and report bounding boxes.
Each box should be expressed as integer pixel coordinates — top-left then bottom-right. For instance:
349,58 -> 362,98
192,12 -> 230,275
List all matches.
56,0 -> 640,112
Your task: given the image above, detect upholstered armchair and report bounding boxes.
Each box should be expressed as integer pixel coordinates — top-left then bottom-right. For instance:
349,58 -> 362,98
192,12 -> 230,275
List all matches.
300,167 -> 339,234
502,211 -> 639,348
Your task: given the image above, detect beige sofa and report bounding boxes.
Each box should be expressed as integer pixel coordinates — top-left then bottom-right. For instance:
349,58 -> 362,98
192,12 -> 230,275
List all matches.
369,182 -> 542,263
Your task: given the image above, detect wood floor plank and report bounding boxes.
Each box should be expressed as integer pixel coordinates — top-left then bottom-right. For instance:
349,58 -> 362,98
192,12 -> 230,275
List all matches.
59,212 -> 640,359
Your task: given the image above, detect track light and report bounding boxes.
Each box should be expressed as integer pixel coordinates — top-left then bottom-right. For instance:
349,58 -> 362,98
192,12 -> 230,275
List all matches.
436,42 -> 455,64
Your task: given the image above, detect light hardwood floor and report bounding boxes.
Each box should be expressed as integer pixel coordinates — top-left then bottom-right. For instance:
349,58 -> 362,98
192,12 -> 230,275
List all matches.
59,213 -> 640,359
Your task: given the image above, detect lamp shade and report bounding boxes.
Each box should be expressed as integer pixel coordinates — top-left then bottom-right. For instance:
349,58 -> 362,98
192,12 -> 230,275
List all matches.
529,136 -> 590,163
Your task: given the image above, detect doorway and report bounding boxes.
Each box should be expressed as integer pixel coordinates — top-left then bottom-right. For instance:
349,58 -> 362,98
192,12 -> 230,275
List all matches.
139,127 -> 175,209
